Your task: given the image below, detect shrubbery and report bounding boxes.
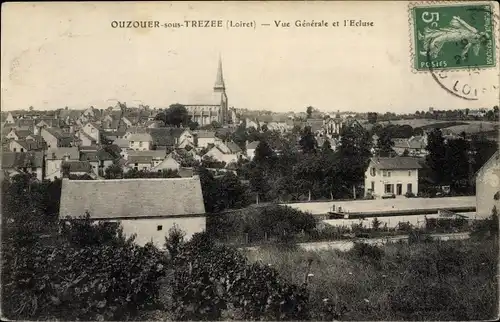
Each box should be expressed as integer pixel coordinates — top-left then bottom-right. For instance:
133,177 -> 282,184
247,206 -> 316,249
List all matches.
166,232 -> 310,320
207,205 -> 316,244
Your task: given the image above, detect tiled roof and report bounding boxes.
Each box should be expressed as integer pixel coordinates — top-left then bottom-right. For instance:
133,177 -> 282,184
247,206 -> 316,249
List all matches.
128,155 -> 153,164
47,147 -> 80,160
196,130 -> 216,138
1,151 -> 44,168
225,141 -> 242,154
80,149 -> 115,162
14,139 -> 43,151
246,141 -> 260,149
59,176 -> 206,219
113,138 -> 130,148
128,133 -> 153,142
371,157 -> 423,170
127,150 -> 167,159
62,160 -> 92,173
14,129 -> 32,139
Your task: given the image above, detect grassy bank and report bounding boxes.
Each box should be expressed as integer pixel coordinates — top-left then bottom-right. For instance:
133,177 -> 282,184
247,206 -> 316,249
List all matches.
244,238 -> 499,320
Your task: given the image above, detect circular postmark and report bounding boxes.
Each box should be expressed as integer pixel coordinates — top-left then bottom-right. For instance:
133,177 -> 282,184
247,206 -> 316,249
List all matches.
427,6 -> 500,101
411,2 -> 500,101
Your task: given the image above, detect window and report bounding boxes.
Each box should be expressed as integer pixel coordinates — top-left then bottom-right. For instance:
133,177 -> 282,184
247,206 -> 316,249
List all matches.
31,167 -> 37,172
143,167 -> 147,170
371,181 -> 375,192
370,167 -> 376,176
130,141 -> 135,144
387,171 -> 391,177
20,148 -> 24,152
385,184 -> 393,194
139,142 -> 143,147
407,183 -> 413,194
408,170 -> 412,176
13,148 -> 16,152
157,225 -> 163,231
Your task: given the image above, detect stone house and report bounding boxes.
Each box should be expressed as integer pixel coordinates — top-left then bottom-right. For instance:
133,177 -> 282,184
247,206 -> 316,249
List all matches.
475,151 -> 500,219
59,176 -> 207,248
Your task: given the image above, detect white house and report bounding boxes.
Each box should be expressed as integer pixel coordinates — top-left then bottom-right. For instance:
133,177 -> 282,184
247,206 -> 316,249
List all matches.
59,177 -> 207,248
364,157 -> 422,198
151,153 -> 181,172
45,147 -> 81,180
82,123 -> 101,144
203,141 -> 243,165
475,151 -> 500,219
125,150 -> 168,171
196,131 -> 220,148
128,133 -> 153,151
80,149 -> 115,178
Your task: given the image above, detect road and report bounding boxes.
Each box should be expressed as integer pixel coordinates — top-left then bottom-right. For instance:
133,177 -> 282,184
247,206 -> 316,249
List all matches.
297,232 -> 471,252
281,196 -> 476,215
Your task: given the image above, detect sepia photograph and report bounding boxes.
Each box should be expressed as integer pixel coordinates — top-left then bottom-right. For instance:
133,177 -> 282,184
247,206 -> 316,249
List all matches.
1,1 -> 499,320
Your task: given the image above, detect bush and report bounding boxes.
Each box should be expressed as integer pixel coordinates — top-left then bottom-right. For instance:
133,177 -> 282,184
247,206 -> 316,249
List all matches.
169,232 -> 309,320
2,220 -> 167,321
349,242 -> 384,262
405,192 -> 416,198
207,205 -> 316,245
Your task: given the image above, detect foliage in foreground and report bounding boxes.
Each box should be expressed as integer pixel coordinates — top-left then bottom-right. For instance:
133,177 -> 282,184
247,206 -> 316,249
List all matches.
1,216 -> 168,321
245,237 -> 499,321
165,232 -> 310,320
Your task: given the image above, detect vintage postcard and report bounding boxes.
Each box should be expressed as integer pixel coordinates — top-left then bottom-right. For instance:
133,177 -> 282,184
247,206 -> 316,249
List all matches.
1,1 -> 499,321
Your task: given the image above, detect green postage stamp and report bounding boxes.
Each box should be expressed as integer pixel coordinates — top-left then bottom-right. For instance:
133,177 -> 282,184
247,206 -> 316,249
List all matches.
410,2 -> 496,71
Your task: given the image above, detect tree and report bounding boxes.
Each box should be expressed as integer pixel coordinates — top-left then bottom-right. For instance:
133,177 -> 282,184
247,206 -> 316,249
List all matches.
367,112 -> 378,124
321,140 -> 333,154
445,138 -> 470,187
426,128 -> 447,184
299,126 -> 317,154
372,217 -> 381,230
155,103 -> 190,127
306,106 -> 313,119
104,163 -> 124,179
164,225 -> 185,260
377,128 -> 395,157
254,139 -> 275,165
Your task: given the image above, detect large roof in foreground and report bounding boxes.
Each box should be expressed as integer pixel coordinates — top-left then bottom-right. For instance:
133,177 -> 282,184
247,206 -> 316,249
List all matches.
59,176 -> 206,219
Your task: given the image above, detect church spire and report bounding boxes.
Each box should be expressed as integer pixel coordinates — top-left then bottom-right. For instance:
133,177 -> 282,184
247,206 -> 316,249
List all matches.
214,55 -> 225,92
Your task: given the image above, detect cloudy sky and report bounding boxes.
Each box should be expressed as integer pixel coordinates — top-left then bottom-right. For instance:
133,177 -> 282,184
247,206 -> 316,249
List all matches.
1,1 -> 499,113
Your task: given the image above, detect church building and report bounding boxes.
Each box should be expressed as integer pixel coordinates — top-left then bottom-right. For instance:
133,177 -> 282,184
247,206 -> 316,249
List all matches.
184,57 -> 232,126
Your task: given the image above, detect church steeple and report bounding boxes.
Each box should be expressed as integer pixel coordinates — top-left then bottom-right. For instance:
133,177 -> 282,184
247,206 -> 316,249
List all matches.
214,55 -> 225,92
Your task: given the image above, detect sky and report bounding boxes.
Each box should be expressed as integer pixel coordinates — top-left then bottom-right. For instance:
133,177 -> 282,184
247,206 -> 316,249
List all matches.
1,1 -> 499,113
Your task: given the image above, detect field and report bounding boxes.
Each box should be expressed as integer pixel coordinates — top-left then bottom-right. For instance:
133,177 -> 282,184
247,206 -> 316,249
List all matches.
446,122 -> 498,134
379,119 -> 498,134
244,238 -> 499,320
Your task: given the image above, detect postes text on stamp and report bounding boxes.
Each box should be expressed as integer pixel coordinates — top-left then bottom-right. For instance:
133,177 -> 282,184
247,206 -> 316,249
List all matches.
411,2 -> 496,71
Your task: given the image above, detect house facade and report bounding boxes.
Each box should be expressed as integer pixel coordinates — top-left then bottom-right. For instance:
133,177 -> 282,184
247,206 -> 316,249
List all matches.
82,123 -> 101,144
364,157 -> 422,198
196,131 -> 220,148
475,151 -> 500,219
128,133 -> 153,151
1,152 -> 44,181
59,177 -> 207,248
45,147 -> 81,180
